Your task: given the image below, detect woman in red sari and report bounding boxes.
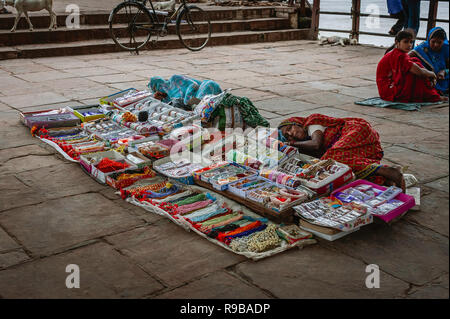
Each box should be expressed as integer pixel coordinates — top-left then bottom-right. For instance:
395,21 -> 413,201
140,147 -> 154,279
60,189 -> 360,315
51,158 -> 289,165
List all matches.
377,29 -> 446,103
278,114 -> 405,190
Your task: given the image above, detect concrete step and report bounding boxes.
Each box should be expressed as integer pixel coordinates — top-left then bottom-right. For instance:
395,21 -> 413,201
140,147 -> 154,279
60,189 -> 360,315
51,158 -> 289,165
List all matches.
0,17 -> 290,46
0,28 -> 310,59
0,6 -> 277,30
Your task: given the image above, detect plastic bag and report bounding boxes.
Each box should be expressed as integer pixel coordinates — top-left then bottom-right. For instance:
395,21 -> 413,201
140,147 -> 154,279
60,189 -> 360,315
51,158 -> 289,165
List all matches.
194,90 -> 229,123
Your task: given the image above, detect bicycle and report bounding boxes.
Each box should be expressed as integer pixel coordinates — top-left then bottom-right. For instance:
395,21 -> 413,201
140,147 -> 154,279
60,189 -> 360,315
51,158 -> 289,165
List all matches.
109,0 -> 212,53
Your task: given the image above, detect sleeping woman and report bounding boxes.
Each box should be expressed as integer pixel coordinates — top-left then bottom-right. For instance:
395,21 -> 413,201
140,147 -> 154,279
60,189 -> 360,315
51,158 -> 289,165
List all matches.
278,114 -> 405,191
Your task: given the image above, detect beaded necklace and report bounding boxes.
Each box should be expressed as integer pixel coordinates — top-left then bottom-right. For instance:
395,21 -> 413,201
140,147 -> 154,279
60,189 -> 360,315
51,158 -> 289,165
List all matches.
216,221 -> 262,242
187,209 -> 228,223
224,224 -> 268,244
194,209 -> 233,224
175,193 -> 207,206
246,224 -> 281,252
182,204 -> 220,220
199,212 -> 239,227
158,191 -> 192,203
116,167 -> 154,181
125,180 -> 167,194
207,224 -> 241,239
168,193 -> 195,203
141,185 -> 180,199
178,199 -> 214,215
200,215 -> 243,232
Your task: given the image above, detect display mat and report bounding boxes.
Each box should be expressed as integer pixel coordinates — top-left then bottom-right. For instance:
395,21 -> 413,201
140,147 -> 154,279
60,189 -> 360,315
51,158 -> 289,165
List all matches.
125,183 -> 317,261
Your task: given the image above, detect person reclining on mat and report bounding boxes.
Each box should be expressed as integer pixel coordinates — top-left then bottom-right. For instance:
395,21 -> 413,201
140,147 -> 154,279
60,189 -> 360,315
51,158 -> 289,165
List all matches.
376,30 -> 448,103
278,114 -> 405,191
409,27 -> 449,96
149,75 -> 222,108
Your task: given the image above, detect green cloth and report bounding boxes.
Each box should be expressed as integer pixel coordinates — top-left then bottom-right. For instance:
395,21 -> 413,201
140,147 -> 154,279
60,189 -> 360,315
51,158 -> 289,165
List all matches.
355,97 -> 447,111
209,93 -> 270,130
210,103 -> 227,131
221,93 -> 270,128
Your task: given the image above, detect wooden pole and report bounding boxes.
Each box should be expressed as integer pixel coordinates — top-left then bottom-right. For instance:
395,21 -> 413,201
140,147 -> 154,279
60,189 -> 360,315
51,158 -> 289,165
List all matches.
351,0 -> 361,41
309,0 -> 320,40
426,0 -> 439,36
300,0 -> 306,16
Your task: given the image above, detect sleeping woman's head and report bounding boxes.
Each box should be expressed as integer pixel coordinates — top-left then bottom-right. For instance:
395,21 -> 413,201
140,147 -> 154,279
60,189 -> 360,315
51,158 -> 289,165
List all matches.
280,124 -> 307,142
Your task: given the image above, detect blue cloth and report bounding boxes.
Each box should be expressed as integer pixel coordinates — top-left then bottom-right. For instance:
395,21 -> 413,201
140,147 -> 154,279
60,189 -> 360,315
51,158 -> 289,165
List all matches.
148,75 -> 222,106
412,27 -> 449,93
355,97 -> 447,111
278,129 -> 287,143
387,0 -> 403,15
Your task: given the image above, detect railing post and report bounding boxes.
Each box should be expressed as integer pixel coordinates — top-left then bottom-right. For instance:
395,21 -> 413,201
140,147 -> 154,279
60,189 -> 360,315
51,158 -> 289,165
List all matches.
426,0 -> 439,36
351,0 -> 361,41
309,0 -> 320,40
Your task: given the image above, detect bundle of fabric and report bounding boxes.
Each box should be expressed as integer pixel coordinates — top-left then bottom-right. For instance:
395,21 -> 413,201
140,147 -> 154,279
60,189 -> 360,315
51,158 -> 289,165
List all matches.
148,75 -> 222,109
206,92 -> 270,131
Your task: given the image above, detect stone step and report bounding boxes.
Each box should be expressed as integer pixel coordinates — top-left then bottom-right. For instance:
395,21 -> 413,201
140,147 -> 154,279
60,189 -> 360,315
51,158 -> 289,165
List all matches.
0,28 -> 310,59
0,6 -> 277,30
0,17 -> 290,46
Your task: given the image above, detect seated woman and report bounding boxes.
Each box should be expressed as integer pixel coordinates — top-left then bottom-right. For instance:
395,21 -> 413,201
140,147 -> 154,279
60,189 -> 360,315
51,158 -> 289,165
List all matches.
376,29 -> 446,103
149,75 -> 222,107
278,114 -> 405,191
410,27 -> 449,95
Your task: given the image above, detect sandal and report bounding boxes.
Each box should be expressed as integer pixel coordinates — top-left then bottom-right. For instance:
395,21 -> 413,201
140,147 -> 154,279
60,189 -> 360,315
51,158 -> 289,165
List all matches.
388,28 -> 396,36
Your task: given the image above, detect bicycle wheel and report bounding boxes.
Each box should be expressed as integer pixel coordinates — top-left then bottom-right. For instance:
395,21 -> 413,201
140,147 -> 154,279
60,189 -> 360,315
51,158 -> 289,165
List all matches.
109,1 -> 154,51
176,5 -> 211,51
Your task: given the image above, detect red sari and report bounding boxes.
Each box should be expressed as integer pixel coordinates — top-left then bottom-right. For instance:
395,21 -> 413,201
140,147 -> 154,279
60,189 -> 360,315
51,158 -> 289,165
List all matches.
376,48 -> 441,102
279,114 -> 384,180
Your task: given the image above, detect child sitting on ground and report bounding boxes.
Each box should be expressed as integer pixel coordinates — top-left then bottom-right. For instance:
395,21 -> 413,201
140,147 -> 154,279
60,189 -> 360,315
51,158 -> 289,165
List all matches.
376,29 -> 447,103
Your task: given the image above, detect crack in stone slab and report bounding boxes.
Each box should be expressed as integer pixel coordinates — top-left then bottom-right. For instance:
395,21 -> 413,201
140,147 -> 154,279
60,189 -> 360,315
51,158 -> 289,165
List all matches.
226,264 -> 279,299
317,241 -> 415,290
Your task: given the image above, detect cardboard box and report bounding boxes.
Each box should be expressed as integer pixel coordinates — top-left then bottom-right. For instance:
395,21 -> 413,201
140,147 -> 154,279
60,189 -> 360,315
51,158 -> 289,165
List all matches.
299,220 -> 360,241
80,150 -> 137,184
69,104 -> 105,122
20,109 -> 80,129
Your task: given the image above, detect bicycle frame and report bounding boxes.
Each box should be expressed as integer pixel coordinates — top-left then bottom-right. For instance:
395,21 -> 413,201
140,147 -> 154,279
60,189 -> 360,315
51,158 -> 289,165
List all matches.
110,0 -> 209,52
140,0 -> 188,27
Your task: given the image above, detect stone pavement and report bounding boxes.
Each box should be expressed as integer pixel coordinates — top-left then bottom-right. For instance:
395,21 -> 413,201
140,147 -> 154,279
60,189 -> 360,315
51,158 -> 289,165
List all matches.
0,41 -> 448,299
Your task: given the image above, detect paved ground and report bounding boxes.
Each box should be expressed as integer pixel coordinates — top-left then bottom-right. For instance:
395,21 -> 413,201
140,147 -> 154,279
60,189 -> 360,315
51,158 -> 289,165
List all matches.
0,40 -> 448,299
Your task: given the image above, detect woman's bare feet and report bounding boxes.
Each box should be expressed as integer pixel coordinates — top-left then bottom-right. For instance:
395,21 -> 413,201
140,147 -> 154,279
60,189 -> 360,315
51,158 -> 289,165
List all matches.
439,95 -> 448,102
377,166 -> 406,192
